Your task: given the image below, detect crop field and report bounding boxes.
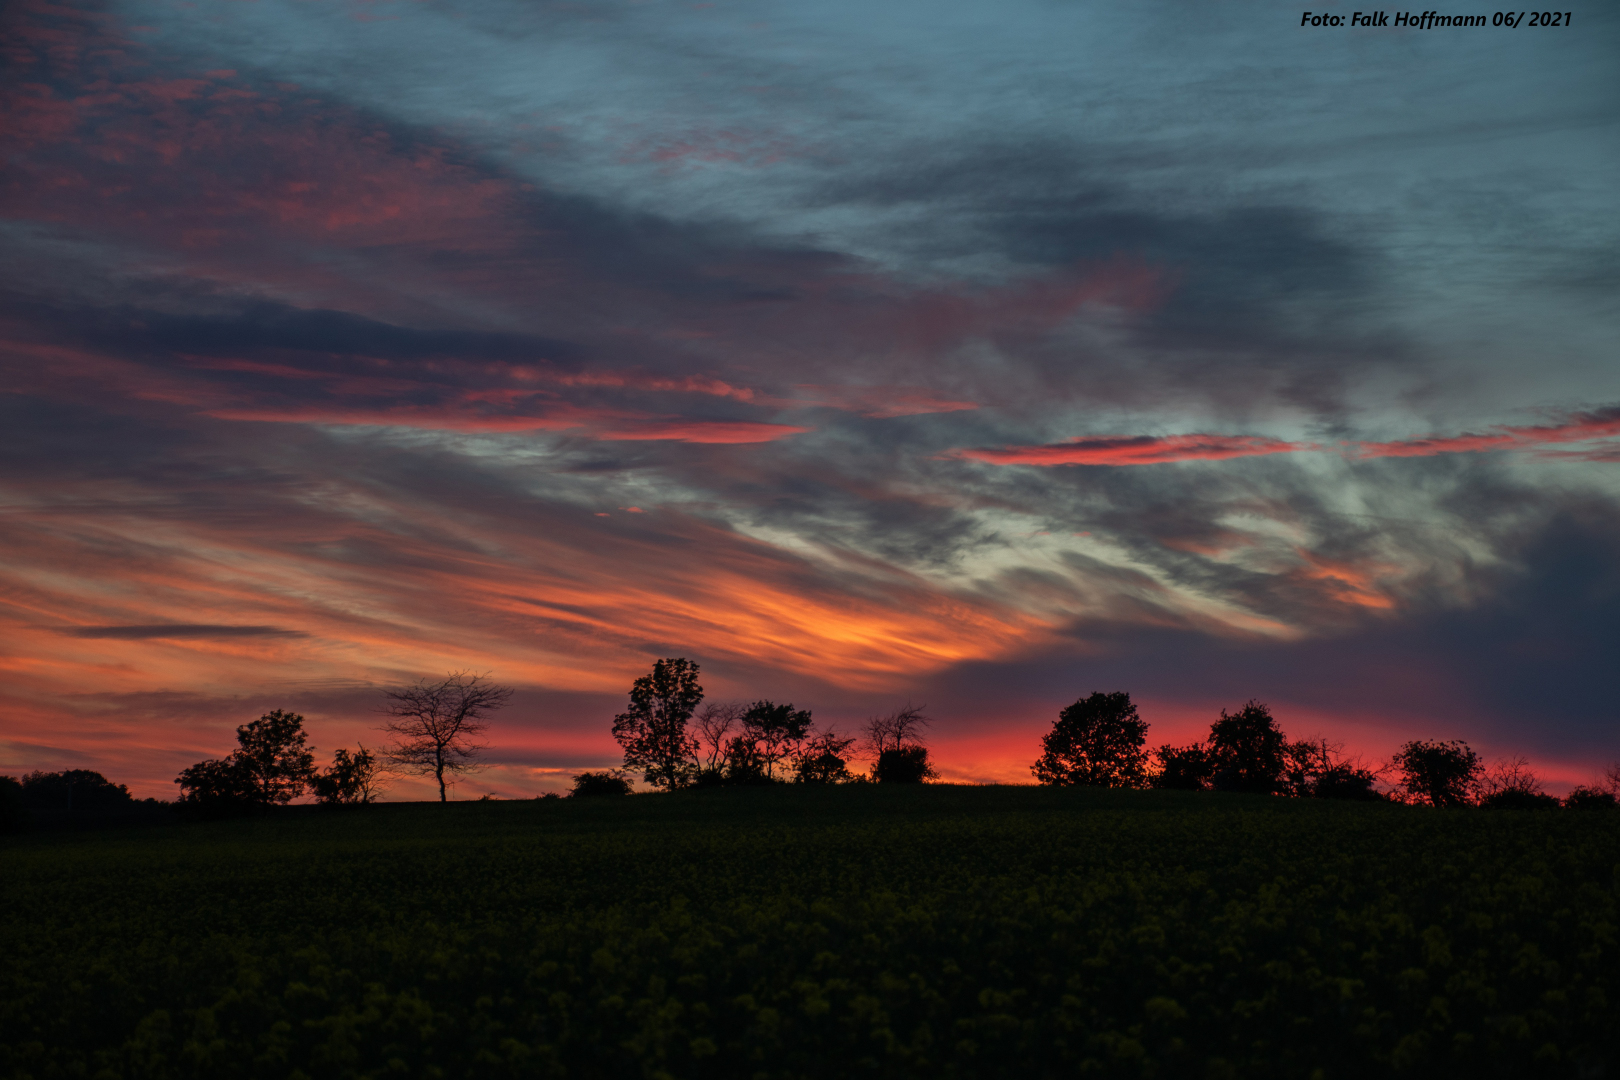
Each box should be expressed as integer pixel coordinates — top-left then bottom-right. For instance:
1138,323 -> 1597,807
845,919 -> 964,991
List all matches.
2,786 -> 1617,1079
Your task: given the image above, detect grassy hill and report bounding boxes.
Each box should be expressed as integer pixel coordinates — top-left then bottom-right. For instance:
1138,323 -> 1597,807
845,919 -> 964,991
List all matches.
3,785 -> 1616,1078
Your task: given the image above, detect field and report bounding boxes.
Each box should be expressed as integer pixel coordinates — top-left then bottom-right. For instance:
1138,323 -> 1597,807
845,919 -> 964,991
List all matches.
2,786 -> 1617,1079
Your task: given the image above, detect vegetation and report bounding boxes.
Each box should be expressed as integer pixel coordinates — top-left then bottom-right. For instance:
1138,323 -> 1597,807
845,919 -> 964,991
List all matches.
310,746 -> 382,806
1030,691 -> 1149,787
382,672 -> 512,801
612,658 -> 704,789
2,786 -> 1617,1079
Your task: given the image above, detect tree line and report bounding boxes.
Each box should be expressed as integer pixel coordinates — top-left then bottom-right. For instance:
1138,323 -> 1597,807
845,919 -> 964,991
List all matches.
5,662 -> 1616,824
1030,690 -> 1620,809
580,657 -> 939,795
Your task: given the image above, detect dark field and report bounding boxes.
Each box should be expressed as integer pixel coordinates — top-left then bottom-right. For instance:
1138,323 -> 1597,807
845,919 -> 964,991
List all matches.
3,786 -> 1617,1079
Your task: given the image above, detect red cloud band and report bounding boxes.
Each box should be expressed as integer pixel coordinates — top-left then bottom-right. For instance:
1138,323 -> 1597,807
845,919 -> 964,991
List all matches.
956,406 -> 1620,467
953,434 -> 1309,467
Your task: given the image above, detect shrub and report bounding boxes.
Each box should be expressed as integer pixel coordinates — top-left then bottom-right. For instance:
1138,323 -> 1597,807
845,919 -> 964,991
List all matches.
570,770 -> 633,797
1151,744 -> 1212,790
872,745 -> 936,783
1563,786 -> 1616,810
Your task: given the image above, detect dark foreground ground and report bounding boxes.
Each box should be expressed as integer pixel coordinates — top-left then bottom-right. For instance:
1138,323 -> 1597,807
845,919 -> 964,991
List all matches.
2,785 -> 1616,1079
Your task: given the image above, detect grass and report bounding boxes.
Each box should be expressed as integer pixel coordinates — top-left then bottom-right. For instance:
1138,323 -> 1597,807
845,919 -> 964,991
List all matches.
2,785 -> 1617,1079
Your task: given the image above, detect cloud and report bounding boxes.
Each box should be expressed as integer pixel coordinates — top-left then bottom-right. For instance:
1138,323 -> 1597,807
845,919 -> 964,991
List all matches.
952,434 -> 1311,467
62,624 -> 309,639
953,405 -> 1620,468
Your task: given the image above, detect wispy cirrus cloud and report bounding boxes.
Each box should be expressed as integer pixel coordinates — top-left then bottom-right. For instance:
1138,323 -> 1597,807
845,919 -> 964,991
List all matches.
950,434 -> 1311,467
61,624 -> 308,639
953,406 -> 1620,468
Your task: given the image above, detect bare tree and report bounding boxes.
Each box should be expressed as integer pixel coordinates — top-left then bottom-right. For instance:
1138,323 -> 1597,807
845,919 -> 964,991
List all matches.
380,672 -> 512,801
693,701 -> 745,771
863,704 -> 931,759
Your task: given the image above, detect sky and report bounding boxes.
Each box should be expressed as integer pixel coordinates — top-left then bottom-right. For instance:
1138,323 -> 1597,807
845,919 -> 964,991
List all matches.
2,0 -> 1617,799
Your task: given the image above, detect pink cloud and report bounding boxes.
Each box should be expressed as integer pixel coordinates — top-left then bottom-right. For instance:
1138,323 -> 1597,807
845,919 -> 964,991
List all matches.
954,406 -> 1620,469
954,434 -> 1311,467
596,420 -> 811,444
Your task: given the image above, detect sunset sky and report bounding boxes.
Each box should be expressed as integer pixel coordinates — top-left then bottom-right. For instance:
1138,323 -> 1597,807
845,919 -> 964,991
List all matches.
3,0 -> 1617,798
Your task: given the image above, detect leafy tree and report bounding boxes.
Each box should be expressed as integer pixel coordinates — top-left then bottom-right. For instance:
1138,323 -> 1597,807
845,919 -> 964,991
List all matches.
20,769 -> 134,810
1391,739 -> 1481,807
382,672 -> 512,802
864,705 -> 936,783
738,700 -> 814,781
1031,691 -> 1149,787
1207,700 -> 1288,794
174,755 -> 260,811
312,746 -> 382,805
570,770 -> 633,797
1151,744 -> 1212,790
612,658 -> 703,790
175,710 -> 316,810
235,709 -> 317,805
794,728 -> 858,784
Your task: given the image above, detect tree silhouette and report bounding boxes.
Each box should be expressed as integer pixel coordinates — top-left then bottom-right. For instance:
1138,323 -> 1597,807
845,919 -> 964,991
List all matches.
382,672 -> 512,802
20,769 -> 134,811
176,710 -> 316,810
1281,738 -> 1382,800
1031,691 -> 1149,787
794,728 -> 858,784
1391,739 -> 1481,807
312,746 -> 382,805
1207,700 -> 1288,794
1478,756 -> 1560,810
1150,743 -> 1212,790
235,710 -> 317,805
865,705 -> 936,783
738,700 -> 814,780
612,658 -> 702,790
693,701 -> 745,773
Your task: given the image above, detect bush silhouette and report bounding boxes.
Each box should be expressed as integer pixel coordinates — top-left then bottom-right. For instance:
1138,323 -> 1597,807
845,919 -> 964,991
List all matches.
571,771 -> 633,797
20,769 -> 134,811
1151,744 -> 1212,790
873,746 -> 936,783
1565,786 -> 1617,810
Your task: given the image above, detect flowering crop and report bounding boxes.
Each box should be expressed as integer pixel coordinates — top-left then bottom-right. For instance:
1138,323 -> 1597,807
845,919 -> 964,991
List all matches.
2,786 -> 1615,1078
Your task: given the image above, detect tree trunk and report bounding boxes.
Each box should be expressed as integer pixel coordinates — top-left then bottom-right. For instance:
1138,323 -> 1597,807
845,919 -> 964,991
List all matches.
436,746 -> 447,801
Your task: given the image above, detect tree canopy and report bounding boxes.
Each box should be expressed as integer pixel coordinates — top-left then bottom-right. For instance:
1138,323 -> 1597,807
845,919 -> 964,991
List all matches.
612,657 -> 703,789
1391,739 -> 1481,807
1031,691 -> 1149,787
175,710 -> 315,811
1207,700 -> 1289,794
